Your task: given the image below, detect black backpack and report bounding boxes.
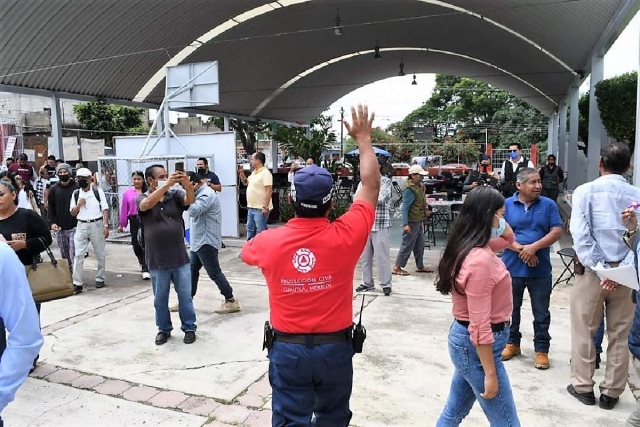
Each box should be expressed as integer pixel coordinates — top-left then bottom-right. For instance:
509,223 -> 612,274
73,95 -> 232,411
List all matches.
501,157 -> 527,197
73,188 -> 101,204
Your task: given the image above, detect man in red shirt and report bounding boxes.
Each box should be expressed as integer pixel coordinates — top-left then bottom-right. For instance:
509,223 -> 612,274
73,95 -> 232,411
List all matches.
241,105 -> 379,427
8,153 -> 35,184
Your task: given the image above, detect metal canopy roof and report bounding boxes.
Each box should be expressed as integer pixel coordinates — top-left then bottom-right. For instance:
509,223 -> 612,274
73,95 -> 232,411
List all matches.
0,0 -> 637,124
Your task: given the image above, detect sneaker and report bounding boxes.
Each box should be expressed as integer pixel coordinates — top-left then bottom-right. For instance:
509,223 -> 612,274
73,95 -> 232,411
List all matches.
169,303 -> 179,312
214,299 -> 241,314
155,331 -> 171,345
599,394 -> 619,410
184,331 -> 196,344
142,272 -> 151,280
73,285 -> 83,295
383,287 -> 392,296
534,352 -> 550,369
355,284 -> 374,293
566,384 -> 596,406
95,281 -> 105,289
501,344 -> 521,361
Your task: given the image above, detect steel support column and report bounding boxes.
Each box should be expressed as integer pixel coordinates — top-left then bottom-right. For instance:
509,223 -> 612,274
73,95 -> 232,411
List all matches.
547,116 -> 554,156
635,20 -> 640,187
558,102 -> 568,165
587,52 -> 606,181
568,80 -> 580,190
50,94 -> 64,160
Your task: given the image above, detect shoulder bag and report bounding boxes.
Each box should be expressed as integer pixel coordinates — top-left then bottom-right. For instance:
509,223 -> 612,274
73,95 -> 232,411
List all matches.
26,237 -> 75,303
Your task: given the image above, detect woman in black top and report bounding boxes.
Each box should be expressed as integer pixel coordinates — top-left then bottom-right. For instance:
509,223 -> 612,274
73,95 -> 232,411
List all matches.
0,180 -> 51,265
0,180 -> 52,371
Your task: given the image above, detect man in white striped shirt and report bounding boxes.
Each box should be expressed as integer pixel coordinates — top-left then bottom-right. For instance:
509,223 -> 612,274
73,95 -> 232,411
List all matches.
568,142 -> 640,410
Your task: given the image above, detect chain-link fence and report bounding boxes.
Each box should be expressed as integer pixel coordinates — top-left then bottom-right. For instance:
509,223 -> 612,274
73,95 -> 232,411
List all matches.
97,155 -> 194,241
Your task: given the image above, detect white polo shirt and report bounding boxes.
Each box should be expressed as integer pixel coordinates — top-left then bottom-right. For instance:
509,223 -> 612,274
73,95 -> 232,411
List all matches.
69,187 -> 109,221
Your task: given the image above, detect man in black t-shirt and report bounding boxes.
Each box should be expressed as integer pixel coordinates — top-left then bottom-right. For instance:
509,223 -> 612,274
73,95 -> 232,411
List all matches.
47,163 -> 79,279
137,165 -> 196,346
196,158 -> 221,192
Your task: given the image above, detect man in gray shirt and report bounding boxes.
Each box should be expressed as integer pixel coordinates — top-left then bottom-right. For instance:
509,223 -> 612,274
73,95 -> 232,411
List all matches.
187,172 -> 239,314
137,165 -> 196,345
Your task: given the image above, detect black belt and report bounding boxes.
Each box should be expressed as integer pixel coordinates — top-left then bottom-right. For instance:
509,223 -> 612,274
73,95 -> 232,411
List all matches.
456,319 -> 510,332
77,217 -> 103,224
274,327 -> 352,345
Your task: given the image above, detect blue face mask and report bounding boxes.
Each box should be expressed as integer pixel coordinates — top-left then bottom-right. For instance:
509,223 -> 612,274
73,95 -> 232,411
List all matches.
509,151 -> 519,160
491,215 -> 506,238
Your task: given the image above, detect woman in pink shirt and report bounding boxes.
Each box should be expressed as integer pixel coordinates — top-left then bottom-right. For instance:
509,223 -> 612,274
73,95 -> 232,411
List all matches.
435,187 -> 520,426
118,171 -> 149,280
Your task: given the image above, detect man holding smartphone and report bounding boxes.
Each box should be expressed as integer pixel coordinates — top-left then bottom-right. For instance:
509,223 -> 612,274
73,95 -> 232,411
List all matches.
238,152 -> 272,240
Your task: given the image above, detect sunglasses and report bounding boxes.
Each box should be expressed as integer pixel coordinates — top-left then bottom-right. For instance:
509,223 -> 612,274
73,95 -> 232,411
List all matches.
508,150 -> 518,153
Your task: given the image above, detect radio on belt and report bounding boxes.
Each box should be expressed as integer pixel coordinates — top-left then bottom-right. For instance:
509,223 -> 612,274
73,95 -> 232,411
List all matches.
352,294 -> 367,353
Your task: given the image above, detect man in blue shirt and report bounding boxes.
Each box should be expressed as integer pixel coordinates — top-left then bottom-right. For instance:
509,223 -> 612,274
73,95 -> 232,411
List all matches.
500,167 -> 562,370
0,239 -> 44,425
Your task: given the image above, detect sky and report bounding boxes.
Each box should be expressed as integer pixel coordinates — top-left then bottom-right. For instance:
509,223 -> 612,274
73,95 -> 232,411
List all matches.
325,12 -> 640,135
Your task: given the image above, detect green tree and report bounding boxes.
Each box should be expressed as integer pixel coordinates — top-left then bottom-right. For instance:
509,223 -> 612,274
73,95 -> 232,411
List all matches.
388,74 -> 548,155
208,117 -> 268,156
596,71 -> 637,154
271,114 -> 336,165
73,102 -> 145,143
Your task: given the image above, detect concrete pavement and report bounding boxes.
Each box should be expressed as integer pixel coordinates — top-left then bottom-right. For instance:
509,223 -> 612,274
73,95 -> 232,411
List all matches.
3,235 -> 638,426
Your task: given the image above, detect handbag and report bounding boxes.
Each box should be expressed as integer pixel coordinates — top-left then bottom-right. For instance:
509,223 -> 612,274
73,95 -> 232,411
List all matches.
26,238 -> 75,303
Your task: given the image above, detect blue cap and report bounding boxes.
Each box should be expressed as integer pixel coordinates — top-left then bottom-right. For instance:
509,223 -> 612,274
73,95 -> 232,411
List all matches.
480,154 -> 491,161
293,165 -> 333,208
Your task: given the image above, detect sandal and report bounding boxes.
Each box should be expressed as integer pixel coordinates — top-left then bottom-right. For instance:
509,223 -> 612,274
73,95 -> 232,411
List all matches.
415,267 -> 434,273
392,267 -> 410,276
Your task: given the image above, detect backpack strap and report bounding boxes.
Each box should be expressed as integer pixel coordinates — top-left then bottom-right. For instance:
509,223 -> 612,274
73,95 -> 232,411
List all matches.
74,188 -> 102,204
93,187 -> 101,203
73,189 -> 79,204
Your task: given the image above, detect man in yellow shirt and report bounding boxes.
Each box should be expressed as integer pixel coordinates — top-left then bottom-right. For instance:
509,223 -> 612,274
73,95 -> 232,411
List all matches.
239,152 -> 273,239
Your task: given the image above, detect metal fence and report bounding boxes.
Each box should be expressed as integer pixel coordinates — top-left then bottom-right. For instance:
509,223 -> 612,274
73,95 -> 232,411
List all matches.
97,155 -> 194,238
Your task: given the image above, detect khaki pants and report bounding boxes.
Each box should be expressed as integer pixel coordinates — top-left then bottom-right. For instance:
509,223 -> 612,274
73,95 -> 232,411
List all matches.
570,268 -> 635,398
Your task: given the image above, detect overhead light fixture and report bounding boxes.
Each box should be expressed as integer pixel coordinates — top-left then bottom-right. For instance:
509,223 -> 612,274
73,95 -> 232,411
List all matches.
412,75 -> 417,85
334,8 -> 342,36
374,41 -> 381,59
398,59 -> 405,76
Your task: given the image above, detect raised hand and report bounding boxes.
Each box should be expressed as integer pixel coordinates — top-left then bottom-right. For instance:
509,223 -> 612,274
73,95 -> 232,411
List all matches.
344,104 -> 375,143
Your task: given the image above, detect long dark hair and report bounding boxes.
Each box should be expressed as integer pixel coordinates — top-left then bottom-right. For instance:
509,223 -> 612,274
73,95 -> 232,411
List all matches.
0,171 -> 19,206
435,187 -> 505,295
132,171 -> 147,192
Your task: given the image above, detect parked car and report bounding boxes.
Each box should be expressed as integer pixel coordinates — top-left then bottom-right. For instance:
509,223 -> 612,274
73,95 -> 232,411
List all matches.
392,163 -> 410,176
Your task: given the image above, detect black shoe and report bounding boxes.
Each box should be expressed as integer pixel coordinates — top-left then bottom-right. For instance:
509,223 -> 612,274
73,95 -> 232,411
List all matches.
595,353 -> 601,369
95,281 -> 105,289
566,384 -> 596,405
184,331 -> 196,344
155,332 -> 171,345
599,394 -> 619,410
355,284 -> 374,293
73,285 -> 83,294
383,287 -> 392,296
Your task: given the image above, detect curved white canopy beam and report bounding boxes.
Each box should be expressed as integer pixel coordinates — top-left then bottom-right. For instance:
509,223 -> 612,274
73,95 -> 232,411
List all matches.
133,0 -> 576,103
251,47 -> 558,117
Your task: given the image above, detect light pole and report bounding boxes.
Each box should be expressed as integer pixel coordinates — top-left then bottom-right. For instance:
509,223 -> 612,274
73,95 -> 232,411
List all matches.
339,107 -> 344,159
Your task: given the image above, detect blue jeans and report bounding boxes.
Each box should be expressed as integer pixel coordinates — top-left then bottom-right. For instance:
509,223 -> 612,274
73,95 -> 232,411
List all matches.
268,340 -> 354,427
509,277 -> 552,353
247,208 -> 268,240
629,293 -> 640,360
594,314 -> 606,355
150,264 -> 197,333
190,245 -> 234,300
437,321 -> 520,427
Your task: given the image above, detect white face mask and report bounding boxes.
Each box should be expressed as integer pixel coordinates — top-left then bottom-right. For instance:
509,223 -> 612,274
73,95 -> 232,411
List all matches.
491,214 -> 506,238
157,180 -> 167,189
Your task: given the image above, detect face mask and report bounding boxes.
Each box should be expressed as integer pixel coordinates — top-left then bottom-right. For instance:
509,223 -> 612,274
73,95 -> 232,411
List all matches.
157,180 -> 167,189
491,215 -> 506,238
197,168 -> 206,175
77,179 -> 89,189
58,174 -> 70,183
509,151 -> 519,160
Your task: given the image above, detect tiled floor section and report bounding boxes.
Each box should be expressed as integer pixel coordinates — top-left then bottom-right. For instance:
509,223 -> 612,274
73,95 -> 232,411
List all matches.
30,362 -> 272,426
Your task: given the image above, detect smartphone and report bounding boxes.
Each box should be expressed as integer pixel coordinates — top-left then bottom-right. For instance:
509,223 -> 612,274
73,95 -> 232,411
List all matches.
175,162 -> 184,172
